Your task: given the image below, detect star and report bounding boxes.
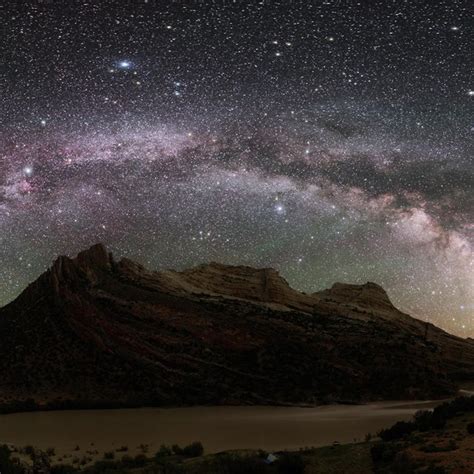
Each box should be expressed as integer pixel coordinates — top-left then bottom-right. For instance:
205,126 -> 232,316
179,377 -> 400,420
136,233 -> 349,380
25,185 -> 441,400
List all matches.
275,204 -> 285,215
117,60 -> 132,69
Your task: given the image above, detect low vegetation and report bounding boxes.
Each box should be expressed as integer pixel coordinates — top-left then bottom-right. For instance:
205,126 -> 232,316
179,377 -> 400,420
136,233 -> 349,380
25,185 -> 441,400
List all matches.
371,395 -> 474,472
0,445 -> 24,474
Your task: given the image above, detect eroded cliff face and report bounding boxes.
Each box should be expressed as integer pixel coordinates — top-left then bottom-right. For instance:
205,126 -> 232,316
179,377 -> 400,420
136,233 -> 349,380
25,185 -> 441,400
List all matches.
0,243 -> 471,412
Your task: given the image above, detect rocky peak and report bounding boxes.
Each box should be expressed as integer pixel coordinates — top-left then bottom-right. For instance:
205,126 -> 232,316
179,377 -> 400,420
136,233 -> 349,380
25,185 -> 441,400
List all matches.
75,243 -> 113,270
33,243 -> 114,297
314,281 -> 396,313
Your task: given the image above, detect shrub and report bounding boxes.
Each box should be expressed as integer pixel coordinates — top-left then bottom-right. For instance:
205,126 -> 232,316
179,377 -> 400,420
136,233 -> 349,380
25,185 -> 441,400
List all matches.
370,443 -> 399,463
275,453 -> 305,474
155,445 -> 173,458
133,454 -> 147,467
378,421 -> 416,441
88,460 -> 120,474
154,458 -> 186,473
79,456 -> 90,466
116,446 -> 128,452
171,444 -> 182,455
170,442 -> 204,458
46,447 -> 56,457
139,444 -> 149,453
23,445 -> 35,456
103,451 -> 115,460
0,445 -> 24,474
50,464 -> 77,474
414,410 -> 435,431
120,455 -> 133,466
213,454 -> 266,474
182,442 -> 204,458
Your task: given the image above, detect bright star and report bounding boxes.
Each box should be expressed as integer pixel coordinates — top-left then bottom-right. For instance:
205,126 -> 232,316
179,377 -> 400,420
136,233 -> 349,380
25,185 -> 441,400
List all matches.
23,166 -> 33,176
117,60 -> 132,69
275,204 -> 285,215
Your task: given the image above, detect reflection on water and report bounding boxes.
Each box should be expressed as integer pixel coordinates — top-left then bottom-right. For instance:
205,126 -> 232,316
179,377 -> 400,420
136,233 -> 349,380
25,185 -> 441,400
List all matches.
0,400 -> 440,457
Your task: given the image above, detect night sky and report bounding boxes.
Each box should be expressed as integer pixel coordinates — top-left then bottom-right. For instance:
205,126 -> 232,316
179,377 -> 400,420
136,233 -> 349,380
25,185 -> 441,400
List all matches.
1,1 -> 473,335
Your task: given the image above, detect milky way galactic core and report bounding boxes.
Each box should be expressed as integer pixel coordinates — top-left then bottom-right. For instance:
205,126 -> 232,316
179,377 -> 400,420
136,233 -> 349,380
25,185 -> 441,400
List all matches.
1,1 -> 473,335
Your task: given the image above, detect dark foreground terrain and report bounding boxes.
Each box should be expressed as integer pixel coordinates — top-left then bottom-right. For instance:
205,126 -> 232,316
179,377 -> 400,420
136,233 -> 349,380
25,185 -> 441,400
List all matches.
1,244 -> 474,411
4,396 -> 474,474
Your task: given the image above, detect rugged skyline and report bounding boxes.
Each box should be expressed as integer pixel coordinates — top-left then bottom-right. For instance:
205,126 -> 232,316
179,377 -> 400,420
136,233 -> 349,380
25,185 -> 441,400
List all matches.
1,1 -> 472,335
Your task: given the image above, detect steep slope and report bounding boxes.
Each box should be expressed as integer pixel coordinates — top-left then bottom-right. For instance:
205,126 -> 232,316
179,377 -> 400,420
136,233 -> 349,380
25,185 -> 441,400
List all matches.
0,244 -> 471,412
313,282 -> 474,381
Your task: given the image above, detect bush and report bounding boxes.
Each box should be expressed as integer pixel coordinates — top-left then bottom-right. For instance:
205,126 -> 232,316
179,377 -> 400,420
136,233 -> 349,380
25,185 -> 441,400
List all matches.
23,445 -> 35,456
155,445 -> 173,458
212,454 -> 266,474
133,454 -> 147,467
275,453 -> 305,474
88,460 -> 120,474
370,443 -> 400,463
138,444 -> 149,453
170,442 -> 204,458
79,457 -> 90,466
116,446 -> 128,452
46,447 -> 56,457
153,458 -> 186,473
103,451 -> 115,460
378,421 -> 416,441
0,445 -> 24,474
120,455 -> 133,466
182,442 -> 204,458
414,410 -> 435,431
50,464 -> 77,474
171,444 -> 182,455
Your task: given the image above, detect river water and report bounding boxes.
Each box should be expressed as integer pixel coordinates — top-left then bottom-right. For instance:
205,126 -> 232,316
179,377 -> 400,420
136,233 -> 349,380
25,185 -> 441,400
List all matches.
0,400 -> 440,460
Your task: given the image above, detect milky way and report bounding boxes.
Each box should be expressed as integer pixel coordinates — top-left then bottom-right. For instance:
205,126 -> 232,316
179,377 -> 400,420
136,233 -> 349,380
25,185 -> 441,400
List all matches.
1,1 -> 473,335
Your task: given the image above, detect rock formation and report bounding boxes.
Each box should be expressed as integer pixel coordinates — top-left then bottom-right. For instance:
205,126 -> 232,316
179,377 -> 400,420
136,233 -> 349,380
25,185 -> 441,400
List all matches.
0,243 -> 473,412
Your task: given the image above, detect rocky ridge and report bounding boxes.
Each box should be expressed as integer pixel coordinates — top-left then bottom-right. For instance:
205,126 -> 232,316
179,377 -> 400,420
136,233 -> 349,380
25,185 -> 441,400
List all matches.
0,243 -> 473,411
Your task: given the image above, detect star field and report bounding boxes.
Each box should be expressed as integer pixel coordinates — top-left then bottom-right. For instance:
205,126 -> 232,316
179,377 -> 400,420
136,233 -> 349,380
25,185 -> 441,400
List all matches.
1,1 -> 473,335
